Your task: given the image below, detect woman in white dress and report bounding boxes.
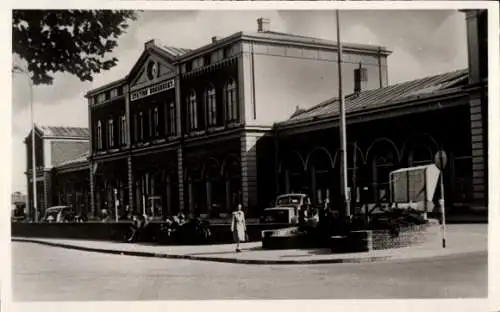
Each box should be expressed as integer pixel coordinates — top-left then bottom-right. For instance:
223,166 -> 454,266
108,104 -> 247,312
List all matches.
231,204 -> 247,252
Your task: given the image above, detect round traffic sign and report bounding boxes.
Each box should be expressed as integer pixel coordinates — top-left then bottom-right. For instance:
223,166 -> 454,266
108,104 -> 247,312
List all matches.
434,150 -> 448,170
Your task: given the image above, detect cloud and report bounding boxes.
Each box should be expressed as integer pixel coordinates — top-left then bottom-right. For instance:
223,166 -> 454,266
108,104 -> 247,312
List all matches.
11,10 -> 468,193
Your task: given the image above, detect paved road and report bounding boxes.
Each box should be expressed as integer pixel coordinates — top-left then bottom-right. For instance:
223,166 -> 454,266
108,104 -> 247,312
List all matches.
12,242 -> 487,301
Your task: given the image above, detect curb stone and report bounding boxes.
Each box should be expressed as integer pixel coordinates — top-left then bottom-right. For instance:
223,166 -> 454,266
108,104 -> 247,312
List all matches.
12,238 -> 486,265
12,238 -> 392,265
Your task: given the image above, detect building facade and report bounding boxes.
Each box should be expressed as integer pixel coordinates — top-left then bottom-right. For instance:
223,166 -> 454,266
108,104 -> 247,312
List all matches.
24,125 -> 89,219
86,18 -> 392,219
27,11 -> 488,221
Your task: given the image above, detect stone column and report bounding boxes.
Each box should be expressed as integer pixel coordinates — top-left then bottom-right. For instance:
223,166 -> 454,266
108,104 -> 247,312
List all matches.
177,147 -> 185,213
89,162 -> 95,217
127,156 -> 134,212
469,93 -> 486,208
240,132 -> 262,215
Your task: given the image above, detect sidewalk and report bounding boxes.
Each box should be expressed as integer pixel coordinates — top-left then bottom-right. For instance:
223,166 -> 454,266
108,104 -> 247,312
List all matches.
12,224 -> 487,265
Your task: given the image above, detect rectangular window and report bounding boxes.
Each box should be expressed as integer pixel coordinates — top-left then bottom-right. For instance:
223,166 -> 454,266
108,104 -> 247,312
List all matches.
192,57 -> 204,70
97,93 -> 106,104
211,49 -> 224,63
110,88 -> 118,98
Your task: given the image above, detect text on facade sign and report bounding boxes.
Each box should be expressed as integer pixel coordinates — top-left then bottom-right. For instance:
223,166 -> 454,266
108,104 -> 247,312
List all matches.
130,80 -> 175,101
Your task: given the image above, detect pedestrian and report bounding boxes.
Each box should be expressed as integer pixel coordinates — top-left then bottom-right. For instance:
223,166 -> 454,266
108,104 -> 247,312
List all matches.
231,204 -> 247,252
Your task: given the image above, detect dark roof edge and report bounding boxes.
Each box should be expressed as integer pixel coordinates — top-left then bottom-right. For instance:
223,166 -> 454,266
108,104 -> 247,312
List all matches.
275,87 -> 468,130
288,68 -> 468,119
85,77 -> 128,98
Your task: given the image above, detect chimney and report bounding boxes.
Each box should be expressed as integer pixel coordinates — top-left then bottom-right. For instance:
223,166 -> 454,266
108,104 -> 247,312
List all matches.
354,63 -> 368,94
211,36 -> 220,43
257,18 -> 271,32
145,39 -> 156,49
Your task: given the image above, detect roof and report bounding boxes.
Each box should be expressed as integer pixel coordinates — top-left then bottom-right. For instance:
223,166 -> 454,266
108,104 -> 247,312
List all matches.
54,151 -> 89,169
179,30 -> 391,61
243,31 -> 391,55
159,45 -> 192,57
279,68 -> 469,127
36,125 -> 89,139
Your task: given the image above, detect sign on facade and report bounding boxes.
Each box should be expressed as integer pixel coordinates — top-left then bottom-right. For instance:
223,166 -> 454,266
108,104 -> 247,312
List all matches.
130,79 -> 175,101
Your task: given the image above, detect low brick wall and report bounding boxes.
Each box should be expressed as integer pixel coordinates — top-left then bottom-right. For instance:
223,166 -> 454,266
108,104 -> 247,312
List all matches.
11,221 -> 290,244
371,224 -> 430,250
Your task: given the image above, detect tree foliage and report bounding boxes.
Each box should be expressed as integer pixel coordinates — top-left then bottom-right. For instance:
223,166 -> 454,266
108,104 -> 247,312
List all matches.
13,10 -> 138,85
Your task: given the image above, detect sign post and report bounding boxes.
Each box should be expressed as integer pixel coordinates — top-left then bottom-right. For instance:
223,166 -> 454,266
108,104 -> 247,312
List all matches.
434,150 -> 448,248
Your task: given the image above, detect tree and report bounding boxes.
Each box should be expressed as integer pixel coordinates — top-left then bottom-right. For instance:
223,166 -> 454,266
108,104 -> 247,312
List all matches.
12,10 -> 138,85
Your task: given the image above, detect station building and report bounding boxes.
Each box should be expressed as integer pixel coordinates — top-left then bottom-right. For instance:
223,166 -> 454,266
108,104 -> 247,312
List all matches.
25,10 -> 488,220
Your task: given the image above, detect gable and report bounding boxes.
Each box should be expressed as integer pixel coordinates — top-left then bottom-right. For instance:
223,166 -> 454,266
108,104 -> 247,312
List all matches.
129,49 -> 176,91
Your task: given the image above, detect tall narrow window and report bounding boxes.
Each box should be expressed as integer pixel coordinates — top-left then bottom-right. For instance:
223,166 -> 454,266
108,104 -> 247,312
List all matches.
206,85 -> 217,127
148,108 -> 153,138
169,102 -> 176,136
153,107 -> 159,137
139,112 -> 144,141
133,113 -> 138,143
224,78 -> 238,122
187,90 -> 198,130
97,121 -> 102,150
120,115 -> 126,145
108,119 -> 114,148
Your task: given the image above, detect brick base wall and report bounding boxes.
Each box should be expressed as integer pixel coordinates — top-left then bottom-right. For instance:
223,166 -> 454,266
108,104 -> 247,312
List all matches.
371,224 -> 430,250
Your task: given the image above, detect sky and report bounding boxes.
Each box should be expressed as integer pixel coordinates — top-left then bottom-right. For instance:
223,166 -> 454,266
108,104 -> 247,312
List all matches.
11,9 -> 468,193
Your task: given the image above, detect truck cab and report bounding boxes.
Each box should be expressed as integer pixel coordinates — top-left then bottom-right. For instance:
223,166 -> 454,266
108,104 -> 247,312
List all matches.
260,194 -> 312,224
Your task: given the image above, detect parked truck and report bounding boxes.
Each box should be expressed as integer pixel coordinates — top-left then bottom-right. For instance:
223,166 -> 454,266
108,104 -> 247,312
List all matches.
260,193 -> 320,226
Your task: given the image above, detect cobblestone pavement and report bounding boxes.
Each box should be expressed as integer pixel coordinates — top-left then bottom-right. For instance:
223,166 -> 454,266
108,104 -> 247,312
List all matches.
12,241 -> 487,301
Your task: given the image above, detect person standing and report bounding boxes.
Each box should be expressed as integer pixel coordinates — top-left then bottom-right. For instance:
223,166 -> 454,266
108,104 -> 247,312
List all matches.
231,204 -> 247,252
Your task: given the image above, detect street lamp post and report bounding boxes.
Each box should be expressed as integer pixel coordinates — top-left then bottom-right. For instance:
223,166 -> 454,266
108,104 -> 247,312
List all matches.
13,66 -> 38,222
336,10 -> 351,219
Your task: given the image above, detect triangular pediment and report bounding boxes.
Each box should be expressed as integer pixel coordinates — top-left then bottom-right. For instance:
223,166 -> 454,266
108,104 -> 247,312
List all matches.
129,45 -> 177,90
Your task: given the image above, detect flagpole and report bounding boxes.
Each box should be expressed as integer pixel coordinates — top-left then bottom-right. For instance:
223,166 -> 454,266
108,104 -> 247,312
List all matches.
13,66 -> 38,222
336,10 -> 350,219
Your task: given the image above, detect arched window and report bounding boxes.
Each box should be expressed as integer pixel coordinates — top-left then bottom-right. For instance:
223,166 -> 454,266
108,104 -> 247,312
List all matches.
206,85 -> 217,127
139,112 -> 144,141
187,89 -> 198,130
153,106 -> 159,137
120,115 -> 126,145
96,120 -> 102,150
224,78 -> 238,122
107,119 -> 114,148
169,102 -> 176,135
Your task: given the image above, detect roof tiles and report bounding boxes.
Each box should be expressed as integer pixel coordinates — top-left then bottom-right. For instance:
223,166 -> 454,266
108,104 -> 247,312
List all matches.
37,126 -> 89,138
279,69 -> 468,127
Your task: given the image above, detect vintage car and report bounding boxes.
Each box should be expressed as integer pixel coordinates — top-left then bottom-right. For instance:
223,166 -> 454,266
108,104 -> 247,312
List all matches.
42,205 -> 77,223
260,194 -> 313,224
